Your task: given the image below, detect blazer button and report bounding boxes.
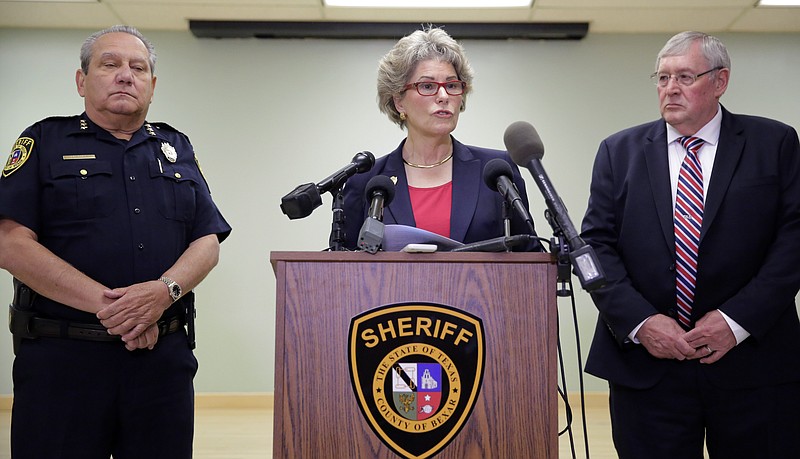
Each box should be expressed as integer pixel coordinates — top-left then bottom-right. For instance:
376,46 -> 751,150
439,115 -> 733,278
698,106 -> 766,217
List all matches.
667,308 -> 677,318
668,263 -> 676,271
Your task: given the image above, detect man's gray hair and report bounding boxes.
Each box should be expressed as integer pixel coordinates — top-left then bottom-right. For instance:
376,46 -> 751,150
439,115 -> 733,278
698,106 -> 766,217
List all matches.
80,25 -> 157,75
655,31 -> 731,73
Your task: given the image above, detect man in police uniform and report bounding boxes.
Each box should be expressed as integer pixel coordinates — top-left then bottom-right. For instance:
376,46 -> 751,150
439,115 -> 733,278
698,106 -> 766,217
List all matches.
0,26 -> 231,458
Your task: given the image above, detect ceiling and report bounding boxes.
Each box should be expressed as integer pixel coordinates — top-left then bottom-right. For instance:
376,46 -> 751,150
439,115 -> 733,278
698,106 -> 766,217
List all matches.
0,0 -> 799,35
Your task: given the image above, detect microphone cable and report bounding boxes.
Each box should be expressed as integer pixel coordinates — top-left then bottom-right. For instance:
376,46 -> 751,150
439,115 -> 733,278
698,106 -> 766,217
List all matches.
553,256 -> 592,458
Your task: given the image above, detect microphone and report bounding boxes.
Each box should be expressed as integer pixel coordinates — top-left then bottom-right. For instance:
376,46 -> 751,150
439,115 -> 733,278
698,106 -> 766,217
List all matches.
318,151 -> 375,195
504,121 -> 606,292
280,151 -> 375,220
449,234 -> 535,253
358,175 -> 396,253
482,158 -> 535,234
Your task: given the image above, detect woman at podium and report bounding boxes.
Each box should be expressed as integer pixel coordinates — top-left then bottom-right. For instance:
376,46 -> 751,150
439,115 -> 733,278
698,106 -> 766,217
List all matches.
342,26 -> 542,252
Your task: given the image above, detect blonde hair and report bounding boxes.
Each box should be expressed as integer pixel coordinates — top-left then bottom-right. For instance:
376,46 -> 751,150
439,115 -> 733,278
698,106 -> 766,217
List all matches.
377,27 -> 474,129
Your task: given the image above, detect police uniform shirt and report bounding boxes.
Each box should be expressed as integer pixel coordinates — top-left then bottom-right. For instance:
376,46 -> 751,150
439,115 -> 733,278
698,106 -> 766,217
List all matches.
0,114 -> 231,322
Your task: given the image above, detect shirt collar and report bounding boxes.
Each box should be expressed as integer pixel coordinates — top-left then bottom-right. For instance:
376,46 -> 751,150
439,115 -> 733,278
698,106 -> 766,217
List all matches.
70,113 -> 159,140
666,103 -> 722,147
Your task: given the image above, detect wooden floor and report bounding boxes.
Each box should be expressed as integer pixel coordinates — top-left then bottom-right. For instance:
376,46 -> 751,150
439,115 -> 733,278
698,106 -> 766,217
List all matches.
192,403 -> 617,459
0,394 -> 617,459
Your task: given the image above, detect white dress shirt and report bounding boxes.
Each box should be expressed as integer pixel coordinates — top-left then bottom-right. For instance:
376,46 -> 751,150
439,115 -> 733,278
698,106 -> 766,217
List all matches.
629,105 -> 749,345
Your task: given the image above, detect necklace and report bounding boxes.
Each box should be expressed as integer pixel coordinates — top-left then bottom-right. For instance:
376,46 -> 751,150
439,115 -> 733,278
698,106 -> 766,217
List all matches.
403,152 -> 454,169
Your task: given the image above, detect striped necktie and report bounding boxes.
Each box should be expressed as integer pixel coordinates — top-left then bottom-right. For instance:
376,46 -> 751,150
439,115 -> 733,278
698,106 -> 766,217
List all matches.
674,136 -> 705,329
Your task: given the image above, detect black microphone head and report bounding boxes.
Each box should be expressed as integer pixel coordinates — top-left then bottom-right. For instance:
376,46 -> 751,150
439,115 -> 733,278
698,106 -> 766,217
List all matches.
280,182 -> 322,220
364,174 -> 396,205
482,158 -> 514,192
504,121 -> 545,165
353,151 -> 376,173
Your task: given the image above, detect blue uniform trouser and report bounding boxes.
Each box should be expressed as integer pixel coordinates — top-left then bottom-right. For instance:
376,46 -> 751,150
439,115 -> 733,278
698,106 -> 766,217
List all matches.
11,331 -> 197,459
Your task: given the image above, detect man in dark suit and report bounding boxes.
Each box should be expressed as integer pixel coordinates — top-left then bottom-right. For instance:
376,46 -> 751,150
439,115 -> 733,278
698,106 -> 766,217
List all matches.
581,31 -> 800,458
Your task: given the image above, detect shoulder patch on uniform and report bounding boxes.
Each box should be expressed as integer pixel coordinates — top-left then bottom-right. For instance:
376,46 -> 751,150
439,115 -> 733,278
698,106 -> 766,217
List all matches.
193,153 -> 215,193
3,137 -> 34,177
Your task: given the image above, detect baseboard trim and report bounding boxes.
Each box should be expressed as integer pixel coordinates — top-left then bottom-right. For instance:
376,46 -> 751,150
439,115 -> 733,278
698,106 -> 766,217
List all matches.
1,391 -> 605,412
194,392 -> 274,410
0,393 -> 275,411
565,391 -> 608,410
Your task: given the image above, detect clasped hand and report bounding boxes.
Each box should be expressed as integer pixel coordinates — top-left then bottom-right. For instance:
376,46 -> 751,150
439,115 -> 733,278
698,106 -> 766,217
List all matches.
637,311 -> 737,364
96,280 -> 172,351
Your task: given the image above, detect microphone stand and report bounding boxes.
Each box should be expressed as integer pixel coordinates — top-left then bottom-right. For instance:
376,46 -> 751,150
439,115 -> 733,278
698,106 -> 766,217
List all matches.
327,183 -> 347,251
546,210 -> 574,297
502,202 -> 512,251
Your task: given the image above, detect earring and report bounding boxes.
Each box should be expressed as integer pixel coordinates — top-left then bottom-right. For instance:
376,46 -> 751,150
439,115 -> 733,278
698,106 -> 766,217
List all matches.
399,112 -> 407,121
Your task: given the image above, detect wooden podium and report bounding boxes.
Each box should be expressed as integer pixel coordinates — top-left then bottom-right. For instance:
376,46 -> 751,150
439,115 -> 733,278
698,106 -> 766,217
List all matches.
270,251 -> 557,458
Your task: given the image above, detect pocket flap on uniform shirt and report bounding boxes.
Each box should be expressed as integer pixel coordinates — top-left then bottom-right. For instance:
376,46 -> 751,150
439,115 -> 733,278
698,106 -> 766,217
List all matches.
50,160 -> 112,179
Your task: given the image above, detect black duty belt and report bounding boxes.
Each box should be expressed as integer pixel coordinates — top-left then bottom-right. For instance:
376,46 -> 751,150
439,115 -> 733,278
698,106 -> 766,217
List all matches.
23,314 -> 184,342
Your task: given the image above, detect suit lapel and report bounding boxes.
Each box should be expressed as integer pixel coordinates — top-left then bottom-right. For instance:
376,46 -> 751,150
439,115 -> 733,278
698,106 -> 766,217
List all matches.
643,108 -> 745,250
644,123 -> 677,253
701,108 -> 745,240
382,144 -> 416,227
449,140 -> 480,242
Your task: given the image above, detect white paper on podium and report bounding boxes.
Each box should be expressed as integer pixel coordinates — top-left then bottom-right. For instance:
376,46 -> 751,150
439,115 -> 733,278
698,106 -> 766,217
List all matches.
382,224 -> 464,252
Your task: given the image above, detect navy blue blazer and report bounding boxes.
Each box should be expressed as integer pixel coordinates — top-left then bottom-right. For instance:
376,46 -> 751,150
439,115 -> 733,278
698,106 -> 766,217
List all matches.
342,137 -> 542,251
581,106 -> 800,390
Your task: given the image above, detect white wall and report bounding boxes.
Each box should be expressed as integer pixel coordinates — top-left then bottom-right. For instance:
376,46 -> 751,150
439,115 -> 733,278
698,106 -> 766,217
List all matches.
1,28 -> 798,396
